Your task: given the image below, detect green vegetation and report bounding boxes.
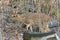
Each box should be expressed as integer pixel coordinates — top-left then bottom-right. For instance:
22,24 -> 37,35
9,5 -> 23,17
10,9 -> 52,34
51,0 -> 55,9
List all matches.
57,13 -> 60,18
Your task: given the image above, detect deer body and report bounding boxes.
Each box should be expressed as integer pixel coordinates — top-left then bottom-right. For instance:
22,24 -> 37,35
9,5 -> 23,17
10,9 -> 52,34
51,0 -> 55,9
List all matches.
12,13 -> 52,32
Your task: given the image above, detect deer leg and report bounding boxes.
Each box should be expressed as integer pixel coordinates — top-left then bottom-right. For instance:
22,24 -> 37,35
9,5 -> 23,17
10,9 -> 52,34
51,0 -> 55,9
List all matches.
26,25 -> 29,30
26,24 -> 31,30
44,24 -> 50,32
26,24 -> 33,32
30,26 -> 33,32
46,24 -> 50,32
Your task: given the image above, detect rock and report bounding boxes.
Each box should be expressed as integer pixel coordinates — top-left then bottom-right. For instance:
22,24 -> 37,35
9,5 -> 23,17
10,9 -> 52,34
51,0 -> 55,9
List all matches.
48,20 -> 58,28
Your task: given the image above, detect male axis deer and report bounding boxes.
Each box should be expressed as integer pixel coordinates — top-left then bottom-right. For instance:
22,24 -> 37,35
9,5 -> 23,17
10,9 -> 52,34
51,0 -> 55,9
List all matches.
11,13 -> 52,32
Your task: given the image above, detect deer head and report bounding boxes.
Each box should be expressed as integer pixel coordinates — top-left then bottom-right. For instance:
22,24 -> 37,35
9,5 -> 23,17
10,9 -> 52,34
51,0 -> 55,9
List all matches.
11,14 -> 26,23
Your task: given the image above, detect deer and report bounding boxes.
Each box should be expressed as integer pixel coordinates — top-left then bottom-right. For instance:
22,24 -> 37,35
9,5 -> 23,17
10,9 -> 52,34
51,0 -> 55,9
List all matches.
11,13 -> 52,32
